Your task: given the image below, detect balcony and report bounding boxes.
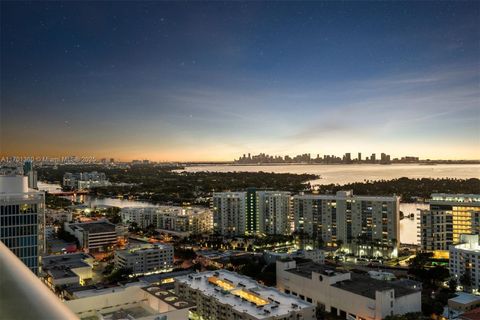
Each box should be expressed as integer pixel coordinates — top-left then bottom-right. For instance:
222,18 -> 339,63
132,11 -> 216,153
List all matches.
0,241 -> 79,320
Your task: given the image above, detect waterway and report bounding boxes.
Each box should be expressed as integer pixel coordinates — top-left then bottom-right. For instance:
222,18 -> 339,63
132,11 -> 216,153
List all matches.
175,163 -> 480,185
38,180 -> 427,244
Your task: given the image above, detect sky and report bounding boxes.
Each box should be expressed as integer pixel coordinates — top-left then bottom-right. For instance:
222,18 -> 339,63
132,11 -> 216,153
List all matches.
1,1 -> 479,161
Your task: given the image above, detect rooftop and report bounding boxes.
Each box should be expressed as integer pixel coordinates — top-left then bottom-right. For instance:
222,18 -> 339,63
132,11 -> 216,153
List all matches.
332,274 -> 420,299
142,285 -> 195,310
449,292 -> 480,305
43,253 -> 92,279
430,193 -> 480,205
286,261 -> 346,279
70,221 -> 116,233
175,270 -> 312,319
115,243 -> 173,257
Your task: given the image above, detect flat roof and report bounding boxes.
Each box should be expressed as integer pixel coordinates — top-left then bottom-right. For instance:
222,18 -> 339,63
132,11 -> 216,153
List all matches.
142,285 -> 195,310
449,292 -> 480,305
286,262 -> 346,279
71,221 -> 116,233
175,270 -> 312,319
332,274 -> 419,300
43,253 -> 91,279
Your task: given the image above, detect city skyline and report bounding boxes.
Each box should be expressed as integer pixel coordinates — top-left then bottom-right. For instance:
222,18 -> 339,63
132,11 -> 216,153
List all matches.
1,2 -> 479,161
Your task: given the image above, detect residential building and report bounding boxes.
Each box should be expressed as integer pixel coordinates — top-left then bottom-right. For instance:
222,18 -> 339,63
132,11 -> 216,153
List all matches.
276,259 -> 421,320
258,191 -> 292,235
212,189 -> 291,236
0,174 -> 45,274
64,220 -> 118,253
115,243 -> 174,276
420,194 -> 480,253
450,234 -> 480,292
293,190 -> 400,257
64,284 -> 193,320
121,206 -> 213,234
42,253 -> 94,289
212,192 -> 246,236
446,293 -> 480,319
62,171 -> 109,190
175,270 -> 315,320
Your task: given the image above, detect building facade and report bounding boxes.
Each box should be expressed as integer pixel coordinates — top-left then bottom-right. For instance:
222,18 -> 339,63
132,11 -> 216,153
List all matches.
450,234 -> 480,292
421,194 -> 480,252
276,259 -> 421,320
62,171 -> 109,190
114,243 -> 174,276
0,174 -> 45,274
293,191 -> 400,257
64,220 -> 118,253
212,190 -> 291,236
121,206 -> 213,234
175,270 -> 315,320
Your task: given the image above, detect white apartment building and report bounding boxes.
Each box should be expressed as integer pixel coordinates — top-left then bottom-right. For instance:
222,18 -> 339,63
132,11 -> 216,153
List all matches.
114,243 -> 174,276
175,270 -> 315,320
293,190 -> 400,257
450,234 -> 480,292
62,171 -> 110,190
212,189 -> 291,236
259,191 -> 292,235
64,284 -> 193,320
421,194 -> 480,252
213,192 -> 247,236
121,206 -> 213,234
0,174 -> 45,274
64,220 -> 118,253
276,259 -> 421,320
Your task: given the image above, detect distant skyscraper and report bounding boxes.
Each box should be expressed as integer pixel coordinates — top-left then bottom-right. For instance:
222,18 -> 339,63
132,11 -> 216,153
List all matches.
358,152 -> 362,161
0,174 -> 45,274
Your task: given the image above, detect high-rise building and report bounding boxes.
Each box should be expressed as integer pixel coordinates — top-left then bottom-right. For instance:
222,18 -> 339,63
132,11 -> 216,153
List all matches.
420,194 -> 480,253
449,234 -> 480,292
293,191 -> 400,257
258,191 -> 292,235
358,152 -> 362,161
212,190 -> 291,236
0,174 -> 45,274
212,192 -> 247,236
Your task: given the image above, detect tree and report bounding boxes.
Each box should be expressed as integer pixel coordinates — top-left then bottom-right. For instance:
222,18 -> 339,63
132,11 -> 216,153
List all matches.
448,278 -> 457,292
460,272 -> 472,292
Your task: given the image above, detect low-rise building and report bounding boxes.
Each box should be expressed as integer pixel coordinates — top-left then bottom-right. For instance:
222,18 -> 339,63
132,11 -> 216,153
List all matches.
64,284 -> 193,320
114,243 -> 174,276
42,253 -> 94,289
446,293 -> 480,319
64,220 -> 118,253
276,259 -> 421,320
175,270 -> 315,320
450,234 -> 480,292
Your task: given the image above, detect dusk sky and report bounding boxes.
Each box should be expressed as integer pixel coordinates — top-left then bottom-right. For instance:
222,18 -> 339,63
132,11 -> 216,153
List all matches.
1,1 -> 479,161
